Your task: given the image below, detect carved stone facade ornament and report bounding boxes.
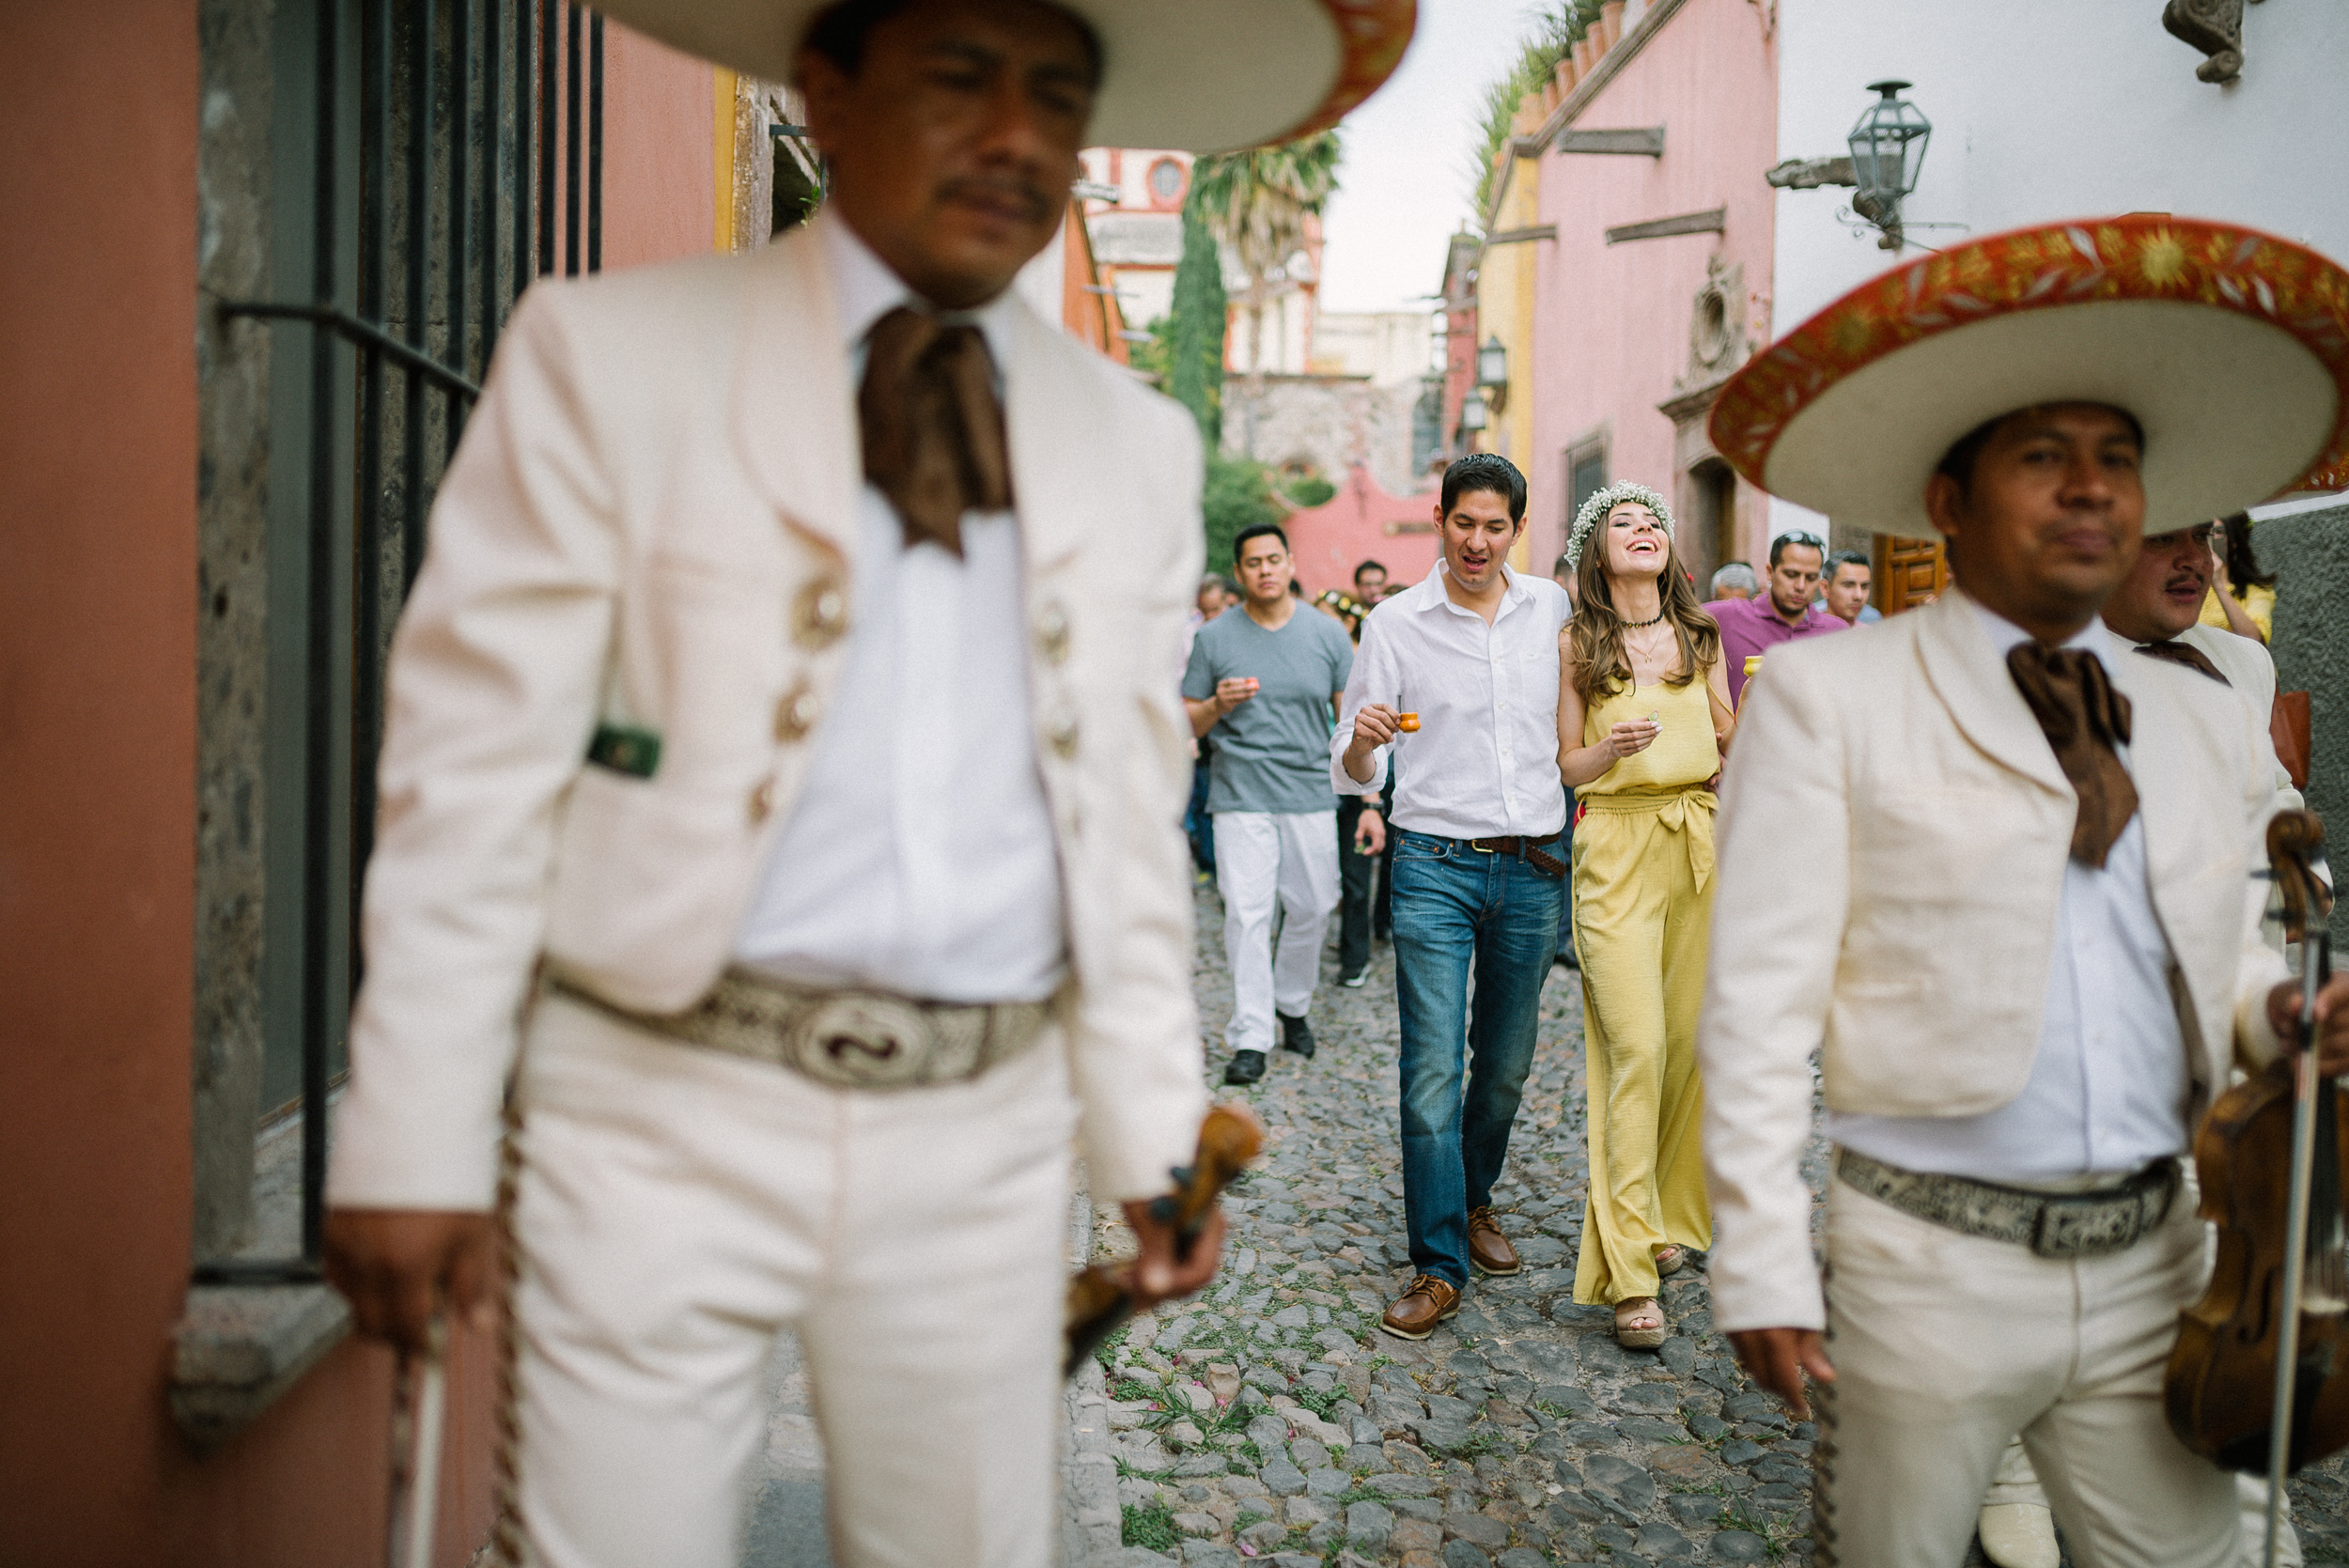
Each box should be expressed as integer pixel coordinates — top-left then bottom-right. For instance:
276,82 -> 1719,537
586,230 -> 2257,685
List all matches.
2163,0 -> 2265,85
1684,256 -> 1748,391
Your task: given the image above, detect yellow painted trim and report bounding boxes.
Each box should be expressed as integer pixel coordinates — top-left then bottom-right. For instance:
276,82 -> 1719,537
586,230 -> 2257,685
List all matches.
713,67 -> 737,253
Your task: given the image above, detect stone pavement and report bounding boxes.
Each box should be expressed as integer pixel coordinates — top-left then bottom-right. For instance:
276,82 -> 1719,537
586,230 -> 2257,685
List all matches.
1069,883 -> 2349,1568
734,878 -> 2349,1566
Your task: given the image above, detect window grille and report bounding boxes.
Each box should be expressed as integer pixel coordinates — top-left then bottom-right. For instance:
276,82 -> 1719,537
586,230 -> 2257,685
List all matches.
198,0 -> 605,1284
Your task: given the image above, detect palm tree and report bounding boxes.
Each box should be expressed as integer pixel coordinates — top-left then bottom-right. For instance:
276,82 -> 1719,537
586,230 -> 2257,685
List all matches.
1190,132 -> 1344,414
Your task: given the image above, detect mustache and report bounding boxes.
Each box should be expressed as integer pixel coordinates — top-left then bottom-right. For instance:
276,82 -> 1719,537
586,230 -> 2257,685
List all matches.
937,173 -> 1056,222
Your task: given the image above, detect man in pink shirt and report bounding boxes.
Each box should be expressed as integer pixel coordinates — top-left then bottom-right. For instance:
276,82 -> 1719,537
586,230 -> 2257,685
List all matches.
1703,529 -> 1844,706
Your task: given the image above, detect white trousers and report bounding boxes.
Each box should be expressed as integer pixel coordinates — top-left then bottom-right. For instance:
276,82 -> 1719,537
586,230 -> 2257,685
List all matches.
1987,1437 -> 2302,1567
506,990 -> 1076,1568
1816,1173 -> 2237,1568
1212,810 -> 1339,1054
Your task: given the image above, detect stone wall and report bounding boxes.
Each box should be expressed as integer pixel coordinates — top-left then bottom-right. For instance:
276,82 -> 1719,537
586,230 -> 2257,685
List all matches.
1222,375 -> 1423,498
2260,502 -> 2348,949
193,0 -> 276,1259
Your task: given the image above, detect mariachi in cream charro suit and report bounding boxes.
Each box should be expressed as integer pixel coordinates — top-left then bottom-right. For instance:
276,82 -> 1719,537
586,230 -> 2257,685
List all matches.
1701,587 -> 2287,1332
325,218 -> 1215,1566
1699,587 -> 2295,1564
326,219 -> 1209,1218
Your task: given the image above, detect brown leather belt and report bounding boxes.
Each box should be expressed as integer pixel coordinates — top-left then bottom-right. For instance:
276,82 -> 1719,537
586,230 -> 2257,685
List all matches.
1464,835 -> 1568,877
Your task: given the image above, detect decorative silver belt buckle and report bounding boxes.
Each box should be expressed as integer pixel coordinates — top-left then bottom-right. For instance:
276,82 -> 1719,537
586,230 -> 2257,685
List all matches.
2031,1192 -> 2138,1258
786,993 -> 933,1089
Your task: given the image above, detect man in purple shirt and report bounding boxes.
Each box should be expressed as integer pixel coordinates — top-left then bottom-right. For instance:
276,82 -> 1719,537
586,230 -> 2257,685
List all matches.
1703,528 -> 1844,706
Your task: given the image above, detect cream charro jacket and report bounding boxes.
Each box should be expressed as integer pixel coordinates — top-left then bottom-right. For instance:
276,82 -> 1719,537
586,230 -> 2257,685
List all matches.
1699,589 -> 2290,1332
326,223 -> 1207,1214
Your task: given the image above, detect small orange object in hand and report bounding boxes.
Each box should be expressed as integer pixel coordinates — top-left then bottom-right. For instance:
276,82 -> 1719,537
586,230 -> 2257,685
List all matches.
1396,712 -> 1421,732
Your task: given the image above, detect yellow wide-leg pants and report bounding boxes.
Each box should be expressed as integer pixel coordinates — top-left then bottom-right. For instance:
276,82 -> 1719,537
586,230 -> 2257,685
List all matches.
1571,789 -> 1715,1306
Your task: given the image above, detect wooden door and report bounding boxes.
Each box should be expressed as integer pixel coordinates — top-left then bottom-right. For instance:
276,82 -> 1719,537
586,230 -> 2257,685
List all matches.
1875,535 -> 1949,614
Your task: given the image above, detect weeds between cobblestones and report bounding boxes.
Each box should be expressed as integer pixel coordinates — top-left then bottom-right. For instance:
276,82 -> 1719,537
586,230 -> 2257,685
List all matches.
1066,884 -> 2349,1568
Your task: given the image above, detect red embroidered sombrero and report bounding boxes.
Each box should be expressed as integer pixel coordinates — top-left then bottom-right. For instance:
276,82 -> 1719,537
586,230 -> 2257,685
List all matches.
1708,216 -> 2349,539
596,0 -> 1415,154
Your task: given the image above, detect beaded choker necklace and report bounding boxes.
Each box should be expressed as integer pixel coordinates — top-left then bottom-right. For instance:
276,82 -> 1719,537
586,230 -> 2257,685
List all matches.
1622,611 -> 1668,629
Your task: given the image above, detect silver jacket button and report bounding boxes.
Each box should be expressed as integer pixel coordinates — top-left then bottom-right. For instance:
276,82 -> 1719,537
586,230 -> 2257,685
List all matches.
774,684 -> 823,741
792,578 -> 849,648
1034,600 -> 1071,663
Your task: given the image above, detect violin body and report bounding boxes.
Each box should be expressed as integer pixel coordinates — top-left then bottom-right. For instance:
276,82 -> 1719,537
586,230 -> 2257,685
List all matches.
2166,1057 -> 2349,1472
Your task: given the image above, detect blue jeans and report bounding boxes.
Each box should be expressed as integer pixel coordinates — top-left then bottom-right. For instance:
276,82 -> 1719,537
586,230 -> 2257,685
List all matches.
1186,756 -> 1215,873
1390,830 -> 1565,1288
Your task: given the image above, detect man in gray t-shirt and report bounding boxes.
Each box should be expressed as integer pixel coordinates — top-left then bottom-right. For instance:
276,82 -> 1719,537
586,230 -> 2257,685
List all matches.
1183,523 -> 1361,1084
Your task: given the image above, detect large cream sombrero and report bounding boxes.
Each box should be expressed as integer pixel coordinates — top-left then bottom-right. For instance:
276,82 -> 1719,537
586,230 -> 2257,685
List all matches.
597,0 -> 1415,153
1709,216 -> 2349,538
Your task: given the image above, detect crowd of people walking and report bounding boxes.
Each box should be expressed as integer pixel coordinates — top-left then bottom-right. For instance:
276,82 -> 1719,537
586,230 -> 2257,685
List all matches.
1182,371 -> 2326,1565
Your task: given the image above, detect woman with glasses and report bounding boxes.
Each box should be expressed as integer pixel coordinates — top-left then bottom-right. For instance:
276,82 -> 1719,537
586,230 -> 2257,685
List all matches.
1555,484 -> 1736,1348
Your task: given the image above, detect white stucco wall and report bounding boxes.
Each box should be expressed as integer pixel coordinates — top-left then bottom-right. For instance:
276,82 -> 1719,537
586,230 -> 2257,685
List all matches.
1766,0 -> 2349,541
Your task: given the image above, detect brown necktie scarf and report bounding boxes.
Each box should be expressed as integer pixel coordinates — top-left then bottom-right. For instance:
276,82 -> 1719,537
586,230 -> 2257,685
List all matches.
2133,638 -> 2231,687
858,305 -> 1013,557
2006,643 -> 2139,869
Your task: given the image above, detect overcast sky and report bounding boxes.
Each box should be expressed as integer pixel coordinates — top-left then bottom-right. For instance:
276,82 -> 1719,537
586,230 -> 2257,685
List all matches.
1315,0 -> 1559,316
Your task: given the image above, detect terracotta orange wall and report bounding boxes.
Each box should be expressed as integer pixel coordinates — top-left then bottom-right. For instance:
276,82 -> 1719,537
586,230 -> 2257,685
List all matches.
0,0 -> 207,1553
0,6 -> 506,1563
599,22 -> 717,272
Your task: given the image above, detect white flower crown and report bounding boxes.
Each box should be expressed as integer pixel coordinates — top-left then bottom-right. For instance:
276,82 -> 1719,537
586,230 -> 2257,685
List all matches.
1564,482 -> 1677,573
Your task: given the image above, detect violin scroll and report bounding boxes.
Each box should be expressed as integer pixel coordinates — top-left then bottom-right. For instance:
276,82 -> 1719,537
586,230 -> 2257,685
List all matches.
2267,810 -> 2333,949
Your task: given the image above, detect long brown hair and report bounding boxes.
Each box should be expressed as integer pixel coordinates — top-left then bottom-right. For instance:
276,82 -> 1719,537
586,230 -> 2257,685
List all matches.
1567,507 -> 1721,706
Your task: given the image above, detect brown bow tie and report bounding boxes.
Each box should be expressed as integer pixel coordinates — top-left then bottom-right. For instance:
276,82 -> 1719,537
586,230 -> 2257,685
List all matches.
2006,643 -> 2139,869
858,305 -> 1013,557
2134,638 -> 2231,687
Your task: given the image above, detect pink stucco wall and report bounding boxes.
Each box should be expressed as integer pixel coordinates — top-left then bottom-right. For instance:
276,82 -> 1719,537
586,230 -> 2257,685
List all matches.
1285,467 -> 1442,599
1529,0 -> 1777,573
599,23 -> 717,272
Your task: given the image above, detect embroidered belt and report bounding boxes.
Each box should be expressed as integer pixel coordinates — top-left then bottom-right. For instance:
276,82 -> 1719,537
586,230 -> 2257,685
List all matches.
1835,1148 -> 2180,1259
546,967 -> 1050,1090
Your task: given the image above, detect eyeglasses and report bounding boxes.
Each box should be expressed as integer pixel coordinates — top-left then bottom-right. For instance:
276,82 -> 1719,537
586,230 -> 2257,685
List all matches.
1778,531 -> 1827,551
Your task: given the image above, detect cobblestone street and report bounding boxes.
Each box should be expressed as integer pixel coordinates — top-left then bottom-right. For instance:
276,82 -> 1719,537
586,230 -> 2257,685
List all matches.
1063,884 -> 2349,1568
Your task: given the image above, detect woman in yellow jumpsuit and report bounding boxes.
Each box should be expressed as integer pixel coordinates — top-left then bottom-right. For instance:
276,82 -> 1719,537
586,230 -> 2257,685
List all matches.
1554,483 -> 1735,1348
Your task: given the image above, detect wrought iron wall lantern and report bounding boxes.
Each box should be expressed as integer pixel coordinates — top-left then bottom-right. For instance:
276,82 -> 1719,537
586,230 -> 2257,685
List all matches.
1477,336 -> 1509,414
1478,336 -> 1509,389
1847,80 -> 1931,251
1458,391 -> 1490,434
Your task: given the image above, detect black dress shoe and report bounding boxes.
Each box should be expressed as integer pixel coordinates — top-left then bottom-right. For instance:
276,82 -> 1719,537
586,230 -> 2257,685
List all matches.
1224,1049 -> 1268,1085
1278,1013 -> 1315,1059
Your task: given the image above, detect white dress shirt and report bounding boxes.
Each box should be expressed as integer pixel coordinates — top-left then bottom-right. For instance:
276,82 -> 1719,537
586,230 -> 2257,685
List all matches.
1827,608 -> 2189,1182
731,219 -> 1066,1002
1330,561 -> 1569,839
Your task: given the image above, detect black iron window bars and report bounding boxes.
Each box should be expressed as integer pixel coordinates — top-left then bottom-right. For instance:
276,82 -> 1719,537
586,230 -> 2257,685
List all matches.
198,0 -> 604,1285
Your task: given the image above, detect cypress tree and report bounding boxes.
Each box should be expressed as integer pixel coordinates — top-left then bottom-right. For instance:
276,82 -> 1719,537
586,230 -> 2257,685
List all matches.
1166,188 -> 1227,448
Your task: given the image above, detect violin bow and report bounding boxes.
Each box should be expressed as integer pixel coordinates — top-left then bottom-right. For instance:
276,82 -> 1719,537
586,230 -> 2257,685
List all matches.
1063,1104 -> 1264,1378
384,1316 -> 449,1568
2263,811 -> 2336,1567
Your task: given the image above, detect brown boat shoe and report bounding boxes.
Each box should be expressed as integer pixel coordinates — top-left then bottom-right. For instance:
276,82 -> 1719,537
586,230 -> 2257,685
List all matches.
1467,1205 -> 1521,1277
1379,1274 -> 1463,1340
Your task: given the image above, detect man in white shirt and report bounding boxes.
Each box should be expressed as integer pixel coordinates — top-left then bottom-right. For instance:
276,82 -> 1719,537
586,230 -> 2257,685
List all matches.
313,2 -> 1417,1561
1333,454 -> 1571,1338
1697,216 -> 2349,1568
